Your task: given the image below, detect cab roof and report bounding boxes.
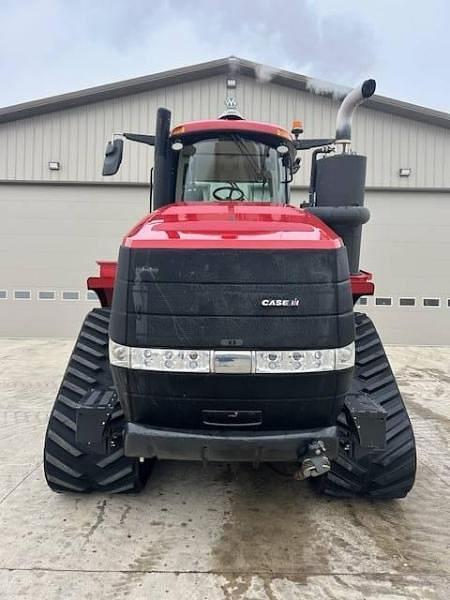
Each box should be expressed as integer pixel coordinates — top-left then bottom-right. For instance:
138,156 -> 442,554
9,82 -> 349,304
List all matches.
171,119 -> 292,141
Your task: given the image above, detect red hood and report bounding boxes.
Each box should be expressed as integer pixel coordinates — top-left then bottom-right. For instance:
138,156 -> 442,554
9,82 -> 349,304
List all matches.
123,202 -> 342,250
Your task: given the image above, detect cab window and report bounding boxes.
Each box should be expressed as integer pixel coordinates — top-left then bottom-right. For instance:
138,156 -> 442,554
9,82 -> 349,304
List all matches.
175,135 -> 289,203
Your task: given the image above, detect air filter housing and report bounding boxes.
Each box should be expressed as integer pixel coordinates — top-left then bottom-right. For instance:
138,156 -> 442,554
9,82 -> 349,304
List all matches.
310,153 -> 370,274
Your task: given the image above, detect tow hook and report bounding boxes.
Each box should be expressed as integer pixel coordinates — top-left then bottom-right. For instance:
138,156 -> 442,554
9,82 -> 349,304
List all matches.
294,440 -> 331,480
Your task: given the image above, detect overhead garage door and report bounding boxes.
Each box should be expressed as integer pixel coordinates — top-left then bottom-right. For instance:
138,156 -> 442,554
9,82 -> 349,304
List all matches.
361,190 -> 450,345
0,183 -> 148,337
1,184 -> 449,343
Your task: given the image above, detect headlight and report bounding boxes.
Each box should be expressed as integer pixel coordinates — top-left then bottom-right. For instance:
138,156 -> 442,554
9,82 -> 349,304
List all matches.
254,349 -> 335,373
130,348 -> 210,373
109,341 -> 355,374
335,342 -> 355,370
109,340 -> 130,368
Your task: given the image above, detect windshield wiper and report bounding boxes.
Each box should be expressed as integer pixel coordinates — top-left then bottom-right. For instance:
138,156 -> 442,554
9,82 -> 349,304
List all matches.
230,135 -> 272,200
231,135 -> 267,183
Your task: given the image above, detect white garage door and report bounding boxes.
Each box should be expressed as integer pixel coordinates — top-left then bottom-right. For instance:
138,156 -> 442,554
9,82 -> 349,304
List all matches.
361,190 -> 450,345
0,183 -> 148,337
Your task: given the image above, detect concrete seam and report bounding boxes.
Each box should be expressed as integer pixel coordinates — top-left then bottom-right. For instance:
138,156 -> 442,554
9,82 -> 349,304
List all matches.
0,463 -> 42,505
0,567 -> 449,578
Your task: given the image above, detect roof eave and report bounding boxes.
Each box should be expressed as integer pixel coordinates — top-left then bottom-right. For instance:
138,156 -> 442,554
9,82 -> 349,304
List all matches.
0,57 -> 231,124
0,56 -> 448,130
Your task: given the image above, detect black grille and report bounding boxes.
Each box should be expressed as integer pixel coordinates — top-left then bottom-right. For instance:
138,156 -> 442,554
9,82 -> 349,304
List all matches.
110,247 -> 353,349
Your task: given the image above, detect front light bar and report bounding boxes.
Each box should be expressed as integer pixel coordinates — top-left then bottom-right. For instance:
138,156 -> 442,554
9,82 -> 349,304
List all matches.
109,341 -> 355,374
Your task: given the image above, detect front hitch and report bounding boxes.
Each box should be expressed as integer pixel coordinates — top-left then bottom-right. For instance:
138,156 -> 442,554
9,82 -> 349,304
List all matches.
294,440 -> 331,480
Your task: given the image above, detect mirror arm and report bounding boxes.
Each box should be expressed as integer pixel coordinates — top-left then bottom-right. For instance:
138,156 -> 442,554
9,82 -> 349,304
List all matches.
294,138 -> 335,150
123,133 -> 156,146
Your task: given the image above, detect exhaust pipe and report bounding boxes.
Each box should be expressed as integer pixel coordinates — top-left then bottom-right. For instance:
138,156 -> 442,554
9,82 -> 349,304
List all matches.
335,79 -> 376,148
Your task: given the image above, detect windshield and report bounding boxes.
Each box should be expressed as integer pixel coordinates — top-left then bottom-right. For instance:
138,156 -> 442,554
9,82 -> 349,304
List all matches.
175,135 -> 289,203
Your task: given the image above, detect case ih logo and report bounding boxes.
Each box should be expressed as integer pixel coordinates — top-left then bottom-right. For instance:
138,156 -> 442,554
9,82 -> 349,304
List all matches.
261,298 -> 300,307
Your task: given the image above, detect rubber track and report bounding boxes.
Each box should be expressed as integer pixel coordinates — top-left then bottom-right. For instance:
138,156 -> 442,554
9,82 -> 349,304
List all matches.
43,309 -> 149,493
317,312 -> 417,499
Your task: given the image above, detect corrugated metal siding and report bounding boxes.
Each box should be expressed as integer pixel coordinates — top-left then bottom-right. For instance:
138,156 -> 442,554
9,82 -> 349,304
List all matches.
0,74 -> 449,188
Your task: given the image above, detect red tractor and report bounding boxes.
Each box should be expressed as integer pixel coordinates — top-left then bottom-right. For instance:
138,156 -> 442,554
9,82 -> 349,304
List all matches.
44,79 -> 416,498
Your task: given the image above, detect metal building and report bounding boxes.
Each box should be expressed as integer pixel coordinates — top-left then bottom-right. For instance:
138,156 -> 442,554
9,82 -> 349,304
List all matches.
0,57 -> 449,343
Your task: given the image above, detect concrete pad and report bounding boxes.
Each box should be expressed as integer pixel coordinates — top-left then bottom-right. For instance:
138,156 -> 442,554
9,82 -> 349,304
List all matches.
0,339 -> 71,412
390,345 -> 450,423
0,339 -> 449,599
0,410 -> 48,465
0,571 -> 448,600
1,461 -> 448,577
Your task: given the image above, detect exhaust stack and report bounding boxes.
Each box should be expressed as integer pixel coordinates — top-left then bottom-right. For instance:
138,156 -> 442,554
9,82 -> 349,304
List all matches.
308,79 -> 376,274
335,79 -> 376,149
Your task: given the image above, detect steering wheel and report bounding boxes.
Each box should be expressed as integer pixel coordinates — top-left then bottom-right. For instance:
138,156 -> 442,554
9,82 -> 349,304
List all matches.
213,185 -> 245,201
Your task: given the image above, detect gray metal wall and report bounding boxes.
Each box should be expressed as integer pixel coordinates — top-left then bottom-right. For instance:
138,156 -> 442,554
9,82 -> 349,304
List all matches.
1,75 -> 449,189
1,182 -> 449,344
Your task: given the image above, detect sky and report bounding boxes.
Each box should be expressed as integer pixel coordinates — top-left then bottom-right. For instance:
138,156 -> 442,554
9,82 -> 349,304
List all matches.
0,0 -> 449,112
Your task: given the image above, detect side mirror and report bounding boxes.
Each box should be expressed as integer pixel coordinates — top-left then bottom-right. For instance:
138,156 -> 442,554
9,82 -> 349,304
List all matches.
102,138 -> 123,176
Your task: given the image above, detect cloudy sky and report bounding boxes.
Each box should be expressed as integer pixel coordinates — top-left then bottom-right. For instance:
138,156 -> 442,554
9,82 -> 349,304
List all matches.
0,0 -> 448,112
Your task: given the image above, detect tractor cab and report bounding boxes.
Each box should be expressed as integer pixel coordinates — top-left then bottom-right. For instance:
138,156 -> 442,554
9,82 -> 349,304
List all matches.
101,111 -> 299,209
169,119 -> 296,204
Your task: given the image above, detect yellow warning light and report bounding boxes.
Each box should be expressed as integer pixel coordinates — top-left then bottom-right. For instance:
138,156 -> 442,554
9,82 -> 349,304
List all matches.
291,119 -> 304,139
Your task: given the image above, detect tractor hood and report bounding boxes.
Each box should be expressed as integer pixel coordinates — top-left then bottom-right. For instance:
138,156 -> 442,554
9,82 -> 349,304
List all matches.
123,203 -> 342,250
